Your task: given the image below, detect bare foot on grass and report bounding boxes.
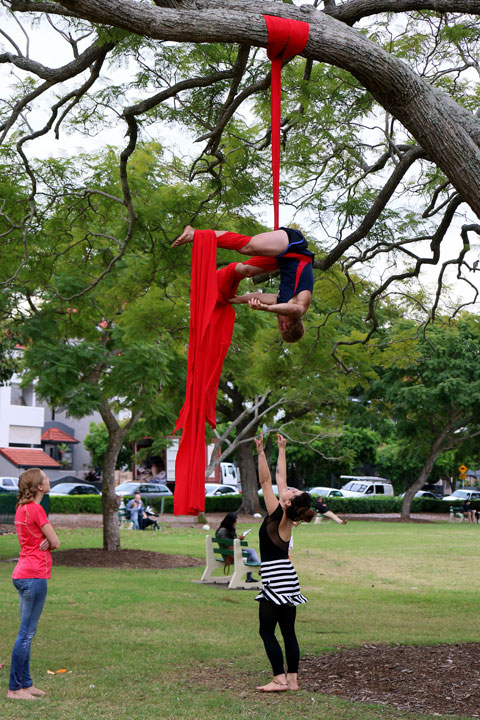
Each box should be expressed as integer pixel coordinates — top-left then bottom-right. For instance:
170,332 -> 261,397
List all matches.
257,677 -> 288,692
171,225 -> 194,248
26,686 -> 46,696
287,673 -> 299,691
7,689 -> 36,700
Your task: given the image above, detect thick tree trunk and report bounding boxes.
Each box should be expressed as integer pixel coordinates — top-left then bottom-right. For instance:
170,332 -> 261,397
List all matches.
52,0 -> 480,217
101,429 -> 124,551
236,437 -> 262,515
401,422 -> 454,519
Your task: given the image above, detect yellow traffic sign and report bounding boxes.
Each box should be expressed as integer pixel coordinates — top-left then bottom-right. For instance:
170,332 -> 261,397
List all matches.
458,465 -> 468,474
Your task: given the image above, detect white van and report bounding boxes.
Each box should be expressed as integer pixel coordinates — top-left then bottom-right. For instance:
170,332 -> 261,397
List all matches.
340,476 -> 394,497
0,476 -> 18,492
220,462 -> 240,486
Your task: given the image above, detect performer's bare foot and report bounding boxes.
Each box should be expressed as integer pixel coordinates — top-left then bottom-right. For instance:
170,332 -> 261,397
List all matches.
286,673 -> 299,691
25,686 -> 46,696
0,662 -> 4,670
257,676 -> 288,692
7,689 -> 36,700
171,225 -> 194,247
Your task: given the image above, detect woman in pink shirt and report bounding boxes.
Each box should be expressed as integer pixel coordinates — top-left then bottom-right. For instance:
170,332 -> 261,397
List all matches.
8,468 -> 60,701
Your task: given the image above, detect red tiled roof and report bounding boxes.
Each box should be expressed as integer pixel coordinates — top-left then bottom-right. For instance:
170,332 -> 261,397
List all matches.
0,448 -> 61,468
41,428 -> 78,444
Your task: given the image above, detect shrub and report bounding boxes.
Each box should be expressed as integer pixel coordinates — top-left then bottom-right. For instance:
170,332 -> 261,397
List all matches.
49,495 -> 102,513
149,494 -> 243,514
0,493 -> 50,522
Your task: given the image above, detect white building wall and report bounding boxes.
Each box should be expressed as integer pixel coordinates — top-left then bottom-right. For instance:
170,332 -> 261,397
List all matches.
0,385 -> 12,447
0,384 -> 45,447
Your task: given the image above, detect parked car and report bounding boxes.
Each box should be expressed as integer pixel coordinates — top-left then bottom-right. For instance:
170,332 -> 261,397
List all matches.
340,476 -> 394,497
399,490 -> 438,499
258,485 -> 280,496
0,476 -> 18,492
50,475 -> 81,489
114,482 -> 172,499
49,482 -> 101,496
304,486 -> 344,498
442,489 -> 480,502
204,483 -> 239,496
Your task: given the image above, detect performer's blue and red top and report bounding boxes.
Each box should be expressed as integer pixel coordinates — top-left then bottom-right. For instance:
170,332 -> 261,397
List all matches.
276,227 -> 314,303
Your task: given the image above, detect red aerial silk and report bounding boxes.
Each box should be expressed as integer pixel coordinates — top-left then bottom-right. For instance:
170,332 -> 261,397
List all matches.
263,15 -> 309,230
173,231 -> 279,515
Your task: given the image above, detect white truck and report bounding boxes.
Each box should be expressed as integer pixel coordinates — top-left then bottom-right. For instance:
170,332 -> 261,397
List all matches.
340,475 -> 394,497
164,439 -> 240,487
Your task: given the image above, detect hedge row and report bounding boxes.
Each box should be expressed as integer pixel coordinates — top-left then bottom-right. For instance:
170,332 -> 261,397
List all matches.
317,496 -> 480,514
0,493 -> 50,522
47,493 -> 244,514
49,495 -> 103,514
23,493 -> 477,516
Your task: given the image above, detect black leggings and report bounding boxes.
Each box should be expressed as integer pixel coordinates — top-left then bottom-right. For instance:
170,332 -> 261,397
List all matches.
258,599 -> 299,675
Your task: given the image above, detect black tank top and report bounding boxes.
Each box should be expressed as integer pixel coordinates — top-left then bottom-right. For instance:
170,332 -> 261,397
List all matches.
258,503 -> 290,562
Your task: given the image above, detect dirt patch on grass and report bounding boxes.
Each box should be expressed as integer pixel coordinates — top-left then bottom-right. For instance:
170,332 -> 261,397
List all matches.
0,524 -> 15,535
191,643 -> 480,717
301,642 -> 480,717
52,548 -> 203,570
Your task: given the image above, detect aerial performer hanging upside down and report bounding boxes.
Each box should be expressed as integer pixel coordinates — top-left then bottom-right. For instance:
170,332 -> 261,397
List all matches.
171,224 -> 314,515
172,224 -> 314,343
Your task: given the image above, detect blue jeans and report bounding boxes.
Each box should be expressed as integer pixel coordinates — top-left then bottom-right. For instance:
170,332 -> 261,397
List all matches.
9,578 -> 48,690
244,547 -> 260,564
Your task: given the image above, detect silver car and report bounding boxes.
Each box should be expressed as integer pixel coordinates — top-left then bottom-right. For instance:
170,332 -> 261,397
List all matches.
115,482 -> 172,499
49,483 -> 101,496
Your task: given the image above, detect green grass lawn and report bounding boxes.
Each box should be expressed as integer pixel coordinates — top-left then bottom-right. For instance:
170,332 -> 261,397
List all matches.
1,519 -> 478,720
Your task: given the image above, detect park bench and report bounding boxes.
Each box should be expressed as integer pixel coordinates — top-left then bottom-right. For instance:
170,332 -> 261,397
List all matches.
449,505 -> 464,522
314,512 -> 331,525
199,536 -> 262,590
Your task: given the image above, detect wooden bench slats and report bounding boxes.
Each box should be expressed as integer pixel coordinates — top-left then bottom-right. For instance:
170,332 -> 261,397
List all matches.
199,535 -> 262,590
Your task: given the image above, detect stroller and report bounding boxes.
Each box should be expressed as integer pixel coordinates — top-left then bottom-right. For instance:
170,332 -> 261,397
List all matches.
143,505 -> 161,531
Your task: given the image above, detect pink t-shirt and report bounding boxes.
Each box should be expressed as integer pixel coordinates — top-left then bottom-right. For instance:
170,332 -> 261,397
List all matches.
12,502 -> 52,580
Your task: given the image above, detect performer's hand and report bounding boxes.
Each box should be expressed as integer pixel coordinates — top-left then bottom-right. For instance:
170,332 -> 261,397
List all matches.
277,434 -> 287,450
39,538 -> 51,551
254,431 -> 264,453
248,297 -> 267,312
171,225 -> 195,247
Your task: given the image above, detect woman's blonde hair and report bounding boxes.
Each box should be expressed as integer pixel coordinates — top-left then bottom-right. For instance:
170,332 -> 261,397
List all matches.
17,468 -> 45,508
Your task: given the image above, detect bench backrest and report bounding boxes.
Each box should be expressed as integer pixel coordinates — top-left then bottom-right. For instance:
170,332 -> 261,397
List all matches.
213,536 -> 248,559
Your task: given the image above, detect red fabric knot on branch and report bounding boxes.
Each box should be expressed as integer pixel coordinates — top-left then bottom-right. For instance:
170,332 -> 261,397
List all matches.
263,14 -> 309,230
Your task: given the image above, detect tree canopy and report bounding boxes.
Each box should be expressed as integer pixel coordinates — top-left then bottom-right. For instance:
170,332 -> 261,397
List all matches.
2,0 -> 480,336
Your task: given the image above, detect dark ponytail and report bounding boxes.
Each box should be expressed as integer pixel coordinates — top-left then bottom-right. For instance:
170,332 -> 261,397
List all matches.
285,492 -> 314,523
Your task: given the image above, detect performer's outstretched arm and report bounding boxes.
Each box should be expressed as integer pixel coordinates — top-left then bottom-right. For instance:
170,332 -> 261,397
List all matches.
255,432 -> 278,516
248,297 -> 309,318
275,434 -> 288,496
229,292 -> 278,305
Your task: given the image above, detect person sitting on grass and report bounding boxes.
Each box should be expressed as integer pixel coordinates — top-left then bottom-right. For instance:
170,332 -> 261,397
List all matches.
315,497 -> 347,525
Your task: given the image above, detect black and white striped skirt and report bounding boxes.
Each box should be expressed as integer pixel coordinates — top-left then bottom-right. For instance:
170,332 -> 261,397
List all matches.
255,558 -> 308,606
